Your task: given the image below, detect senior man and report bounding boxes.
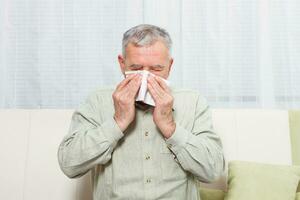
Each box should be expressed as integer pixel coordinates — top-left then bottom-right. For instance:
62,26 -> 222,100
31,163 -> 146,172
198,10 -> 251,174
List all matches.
57,24 -> 225,200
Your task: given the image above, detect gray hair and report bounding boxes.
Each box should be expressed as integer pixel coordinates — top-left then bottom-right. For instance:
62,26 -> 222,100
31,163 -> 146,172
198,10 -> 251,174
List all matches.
122,24 -> 172,58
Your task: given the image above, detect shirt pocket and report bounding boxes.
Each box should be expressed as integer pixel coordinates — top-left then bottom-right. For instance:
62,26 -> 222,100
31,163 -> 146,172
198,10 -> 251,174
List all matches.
160,143 -> 188,181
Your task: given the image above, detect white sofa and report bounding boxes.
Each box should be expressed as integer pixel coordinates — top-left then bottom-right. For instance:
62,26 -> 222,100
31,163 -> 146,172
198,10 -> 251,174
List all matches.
0,109 -> 292,200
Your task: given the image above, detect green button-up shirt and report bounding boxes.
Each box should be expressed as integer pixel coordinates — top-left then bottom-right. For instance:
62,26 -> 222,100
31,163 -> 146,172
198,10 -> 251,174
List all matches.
57,86 -> 225,200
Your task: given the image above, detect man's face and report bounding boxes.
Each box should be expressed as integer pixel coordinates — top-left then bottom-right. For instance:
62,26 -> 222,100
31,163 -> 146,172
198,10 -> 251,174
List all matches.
118,41 -> 173,79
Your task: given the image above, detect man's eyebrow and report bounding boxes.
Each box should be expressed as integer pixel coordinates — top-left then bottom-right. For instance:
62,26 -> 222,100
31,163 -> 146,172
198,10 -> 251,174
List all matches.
128,64 -> 143,68
151,65 -> 165,69
128,64 -> 166,69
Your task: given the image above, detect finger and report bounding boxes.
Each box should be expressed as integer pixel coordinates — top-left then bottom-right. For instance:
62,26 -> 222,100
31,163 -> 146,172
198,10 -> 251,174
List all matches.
129,75 -> 142,95
147,76 -> 165,98
116,75 -> 140,101
126,74 -> 142,97
116,73 -> 138,91
153,75 -> 170,93
118,73 -> 138,89
119,84 -> 136,102
147,82 -> 161,103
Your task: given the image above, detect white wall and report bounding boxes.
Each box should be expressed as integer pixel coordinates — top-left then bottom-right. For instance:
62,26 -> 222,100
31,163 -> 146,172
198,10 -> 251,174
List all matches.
1,0 -> 299,109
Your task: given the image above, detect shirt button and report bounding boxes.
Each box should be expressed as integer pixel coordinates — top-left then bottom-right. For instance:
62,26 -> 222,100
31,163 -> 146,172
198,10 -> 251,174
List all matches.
145,131 -> 149,136
146,178 -> 151,183
145,155 -> 151,160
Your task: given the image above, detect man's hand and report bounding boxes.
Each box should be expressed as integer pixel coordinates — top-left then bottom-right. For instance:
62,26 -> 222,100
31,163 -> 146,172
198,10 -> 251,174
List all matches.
113,73 -> 142,132
147,75 -> 176,139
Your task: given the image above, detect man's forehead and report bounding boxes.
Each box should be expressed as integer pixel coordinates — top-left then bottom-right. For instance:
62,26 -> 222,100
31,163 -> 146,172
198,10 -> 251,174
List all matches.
125,48 -> 169,67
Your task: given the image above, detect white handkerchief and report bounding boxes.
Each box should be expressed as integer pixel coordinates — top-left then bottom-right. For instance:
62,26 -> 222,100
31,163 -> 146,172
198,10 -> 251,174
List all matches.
124,70 -> 170,106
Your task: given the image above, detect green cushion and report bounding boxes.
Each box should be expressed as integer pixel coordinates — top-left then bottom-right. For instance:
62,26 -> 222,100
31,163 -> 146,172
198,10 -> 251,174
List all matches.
199,187 -> 225,200
297,192 -> 300,200
224,160 -> 300,200
289,110 -> 300,166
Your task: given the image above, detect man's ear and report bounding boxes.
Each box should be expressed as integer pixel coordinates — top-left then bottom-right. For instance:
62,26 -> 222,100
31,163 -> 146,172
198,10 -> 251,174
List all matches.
166,58 -> 174,78
118,54 -> 126,75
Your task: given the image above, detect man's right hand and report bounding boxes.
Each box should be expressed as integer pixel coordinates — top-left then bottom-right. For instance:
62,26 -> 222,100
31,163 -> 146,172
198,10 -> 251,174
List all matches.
112,73 -> 142,132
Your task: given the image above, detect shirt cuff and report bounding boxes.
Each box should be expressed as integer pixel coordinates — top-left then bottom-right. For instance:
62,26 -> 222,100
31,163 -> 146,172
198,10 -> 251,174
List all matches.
164,123 -> 189,155
100,117 -> 124,148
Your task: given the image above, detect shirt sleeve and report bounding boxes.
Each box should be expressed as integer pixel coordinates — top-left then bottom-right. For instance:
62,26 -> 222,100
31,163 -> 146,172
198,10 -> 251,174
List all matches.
164,94 -> 226,183
57,91 -> 124,179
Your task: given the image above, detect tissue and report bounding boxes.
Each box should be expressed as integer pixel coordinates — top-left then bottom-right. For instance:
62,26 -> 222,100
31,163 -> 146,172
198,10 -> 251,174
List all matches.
124,70 -> 170,106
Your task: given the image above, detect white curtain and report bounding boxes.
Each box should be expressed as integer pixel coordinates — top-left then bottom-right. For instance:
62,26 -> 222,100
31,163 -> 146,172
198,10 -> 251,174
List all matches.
0,0 -> 299,109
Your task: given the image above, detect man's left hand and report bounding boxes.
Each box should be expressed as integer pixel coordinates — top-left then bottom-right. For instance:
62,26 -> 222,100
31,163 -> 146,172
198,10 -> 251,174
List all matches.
147,75 -> 176,139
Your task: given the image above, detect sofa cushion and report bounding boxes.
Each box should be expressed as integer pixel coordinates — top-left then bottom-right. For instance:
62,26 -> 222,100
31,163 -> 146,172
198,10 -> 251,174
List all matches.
224,160 -> 300,200
297,192 -> 300,200
199,187 -> 225,200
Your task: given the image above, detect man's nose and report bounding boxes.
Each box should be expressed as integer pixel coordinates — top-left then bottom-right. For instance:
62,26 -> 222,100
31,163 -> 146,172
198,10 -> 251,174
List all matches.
142,66 -> 151,71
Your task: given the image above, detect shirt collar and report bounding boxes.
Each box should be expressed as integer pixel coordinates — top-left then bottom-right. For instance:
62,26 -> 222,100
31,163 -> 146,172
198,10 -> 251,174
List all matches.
134,101 -> 175,112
